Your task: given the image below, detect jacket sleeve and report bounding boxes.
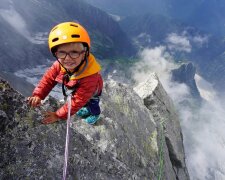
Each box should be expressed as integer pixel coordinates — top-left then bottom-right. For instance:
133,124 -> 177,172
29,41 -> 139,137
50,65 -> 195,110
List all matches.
56,74 -> 100,119
32,61 -> 59,100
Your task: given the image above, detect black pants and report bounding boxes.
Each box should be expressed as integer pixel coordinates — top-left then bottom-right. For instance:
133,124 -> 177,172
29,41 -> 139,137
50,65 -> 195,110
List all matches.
86,97 -> 101,115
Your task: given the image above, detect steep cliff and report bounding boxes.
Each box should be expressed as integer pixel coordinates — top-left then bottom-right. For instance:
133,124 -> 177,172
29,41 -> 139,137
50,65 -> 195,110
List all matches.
134,73 -> 189,179
0,76 -> 189,179
171,62 -> 201,100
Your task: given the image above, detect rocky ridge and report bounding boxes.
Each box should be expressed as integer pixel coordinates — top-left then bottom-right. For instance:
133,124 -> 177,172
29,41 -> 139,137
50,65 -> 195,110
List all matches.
0,75 -> 189,179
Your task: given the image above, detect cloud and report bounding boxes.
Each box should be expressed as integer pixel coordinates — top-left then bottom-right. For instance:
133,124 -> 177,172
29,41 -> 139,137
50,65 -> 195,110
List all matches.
192,35 -> 208,47
166,32 -> 192,52
166,32 -> 208,52
187,74 -> 225,179
185,93 -> 225,180
0,6 -> 46,44
132,46 -> 190,101
133,46 -> 175,82
195,74 -> 216,101
0,6 -> 28,35
132,33 -> 152,49
108,13 -> 121,21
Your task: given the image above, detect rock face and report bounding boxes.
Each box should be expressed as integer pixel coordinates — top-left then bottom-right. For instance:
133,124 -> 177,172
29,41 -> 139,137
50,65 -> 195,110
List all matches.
0,76 -> 189,179
171,62 -> 201,100
134,73 -> 189,179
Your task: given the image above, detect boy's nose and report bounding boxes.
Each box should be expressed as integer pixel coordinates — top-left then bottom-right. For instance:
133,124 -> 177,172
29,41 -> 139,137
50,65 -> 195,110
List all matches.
64,54 -> 73,60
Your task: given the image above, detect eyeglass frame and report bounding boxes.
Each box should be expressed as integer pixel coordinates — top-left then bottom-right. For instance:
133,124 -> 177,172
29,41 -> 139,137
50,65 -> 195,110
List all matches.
55,50 -> 85,59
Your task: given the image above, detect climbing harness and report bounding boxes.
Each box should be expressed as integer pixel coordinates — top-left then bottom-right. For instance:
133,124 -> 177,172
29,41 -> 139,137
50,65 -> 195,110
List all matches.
62,74 -> 80,101
60,53 -> 88,99
62,93 -> 72,180
157,119 -> 165,180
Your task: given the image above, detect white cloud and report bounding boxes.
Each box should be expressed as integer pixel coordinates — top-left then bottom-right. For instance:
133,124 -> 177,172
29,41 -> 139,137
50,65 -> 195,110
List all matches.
0,6 -> 46,44
0,6 -> 28,35
133,46 -> 175,82
132,45 -> 191,112
108,13 -> 121,21
166,32 -> 192,52
166,32 -> 208,52
192,35 -> 208,47
133,33 -> 151,49
195,74 -> 216,101
186,94 -> 225,180
133,46 -> 190,102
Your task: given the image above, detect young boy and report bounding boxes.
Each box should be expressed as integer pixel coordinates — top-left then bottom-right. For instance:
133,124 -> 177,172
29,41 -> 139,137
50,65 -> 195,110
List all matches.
28,22 -> 103,125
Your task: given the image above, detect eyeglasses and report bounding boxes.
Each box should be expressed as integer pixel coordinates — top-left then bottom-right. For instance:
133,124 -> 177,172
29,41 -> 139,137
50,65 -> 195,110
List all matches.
55,50 -> 85,59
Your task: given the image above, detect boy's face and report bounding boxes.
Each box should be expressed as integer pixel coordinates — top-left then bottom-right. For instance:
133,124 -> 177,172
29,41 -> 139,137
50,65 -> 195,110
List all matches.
56,43 -> 85,71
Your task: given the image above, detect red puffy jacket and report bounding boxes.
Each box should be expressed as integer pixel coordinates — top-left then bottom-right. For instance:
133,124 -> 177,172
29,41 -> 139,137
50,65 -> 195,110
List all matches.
32,54 -> 103,119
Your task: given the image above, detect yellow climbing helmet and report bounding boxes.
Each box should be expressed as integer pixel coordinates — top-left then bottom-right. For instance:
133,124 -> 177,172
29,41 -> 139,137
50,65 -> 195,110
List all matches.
48,22 -> 91,53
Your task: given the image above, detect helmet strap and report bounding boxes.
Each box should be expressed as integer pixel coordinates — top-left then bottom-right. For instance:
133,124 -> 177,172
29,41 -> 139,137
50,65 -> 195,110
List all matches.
54,55 -> 73,76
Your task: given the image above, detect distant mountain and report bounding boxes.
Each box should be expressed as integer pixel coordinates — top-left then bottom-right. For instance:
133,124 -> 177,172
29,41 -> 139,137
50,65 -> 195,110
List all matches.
171,63 -> 201,101
84,0 -> 225,36
169,0 -> 225,36
119,13 -> 225,92
120,14 -> 185,47
83,0 -> 225,91
0,0 -> 135,72
84,0 -> 168,17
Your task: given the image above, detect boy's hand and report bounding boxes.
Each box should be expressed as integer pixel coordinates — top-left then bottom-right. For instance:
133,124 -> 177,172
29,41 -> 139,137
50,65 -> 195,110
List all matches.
27,96 -> 41,107
42,111 -> 59,124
